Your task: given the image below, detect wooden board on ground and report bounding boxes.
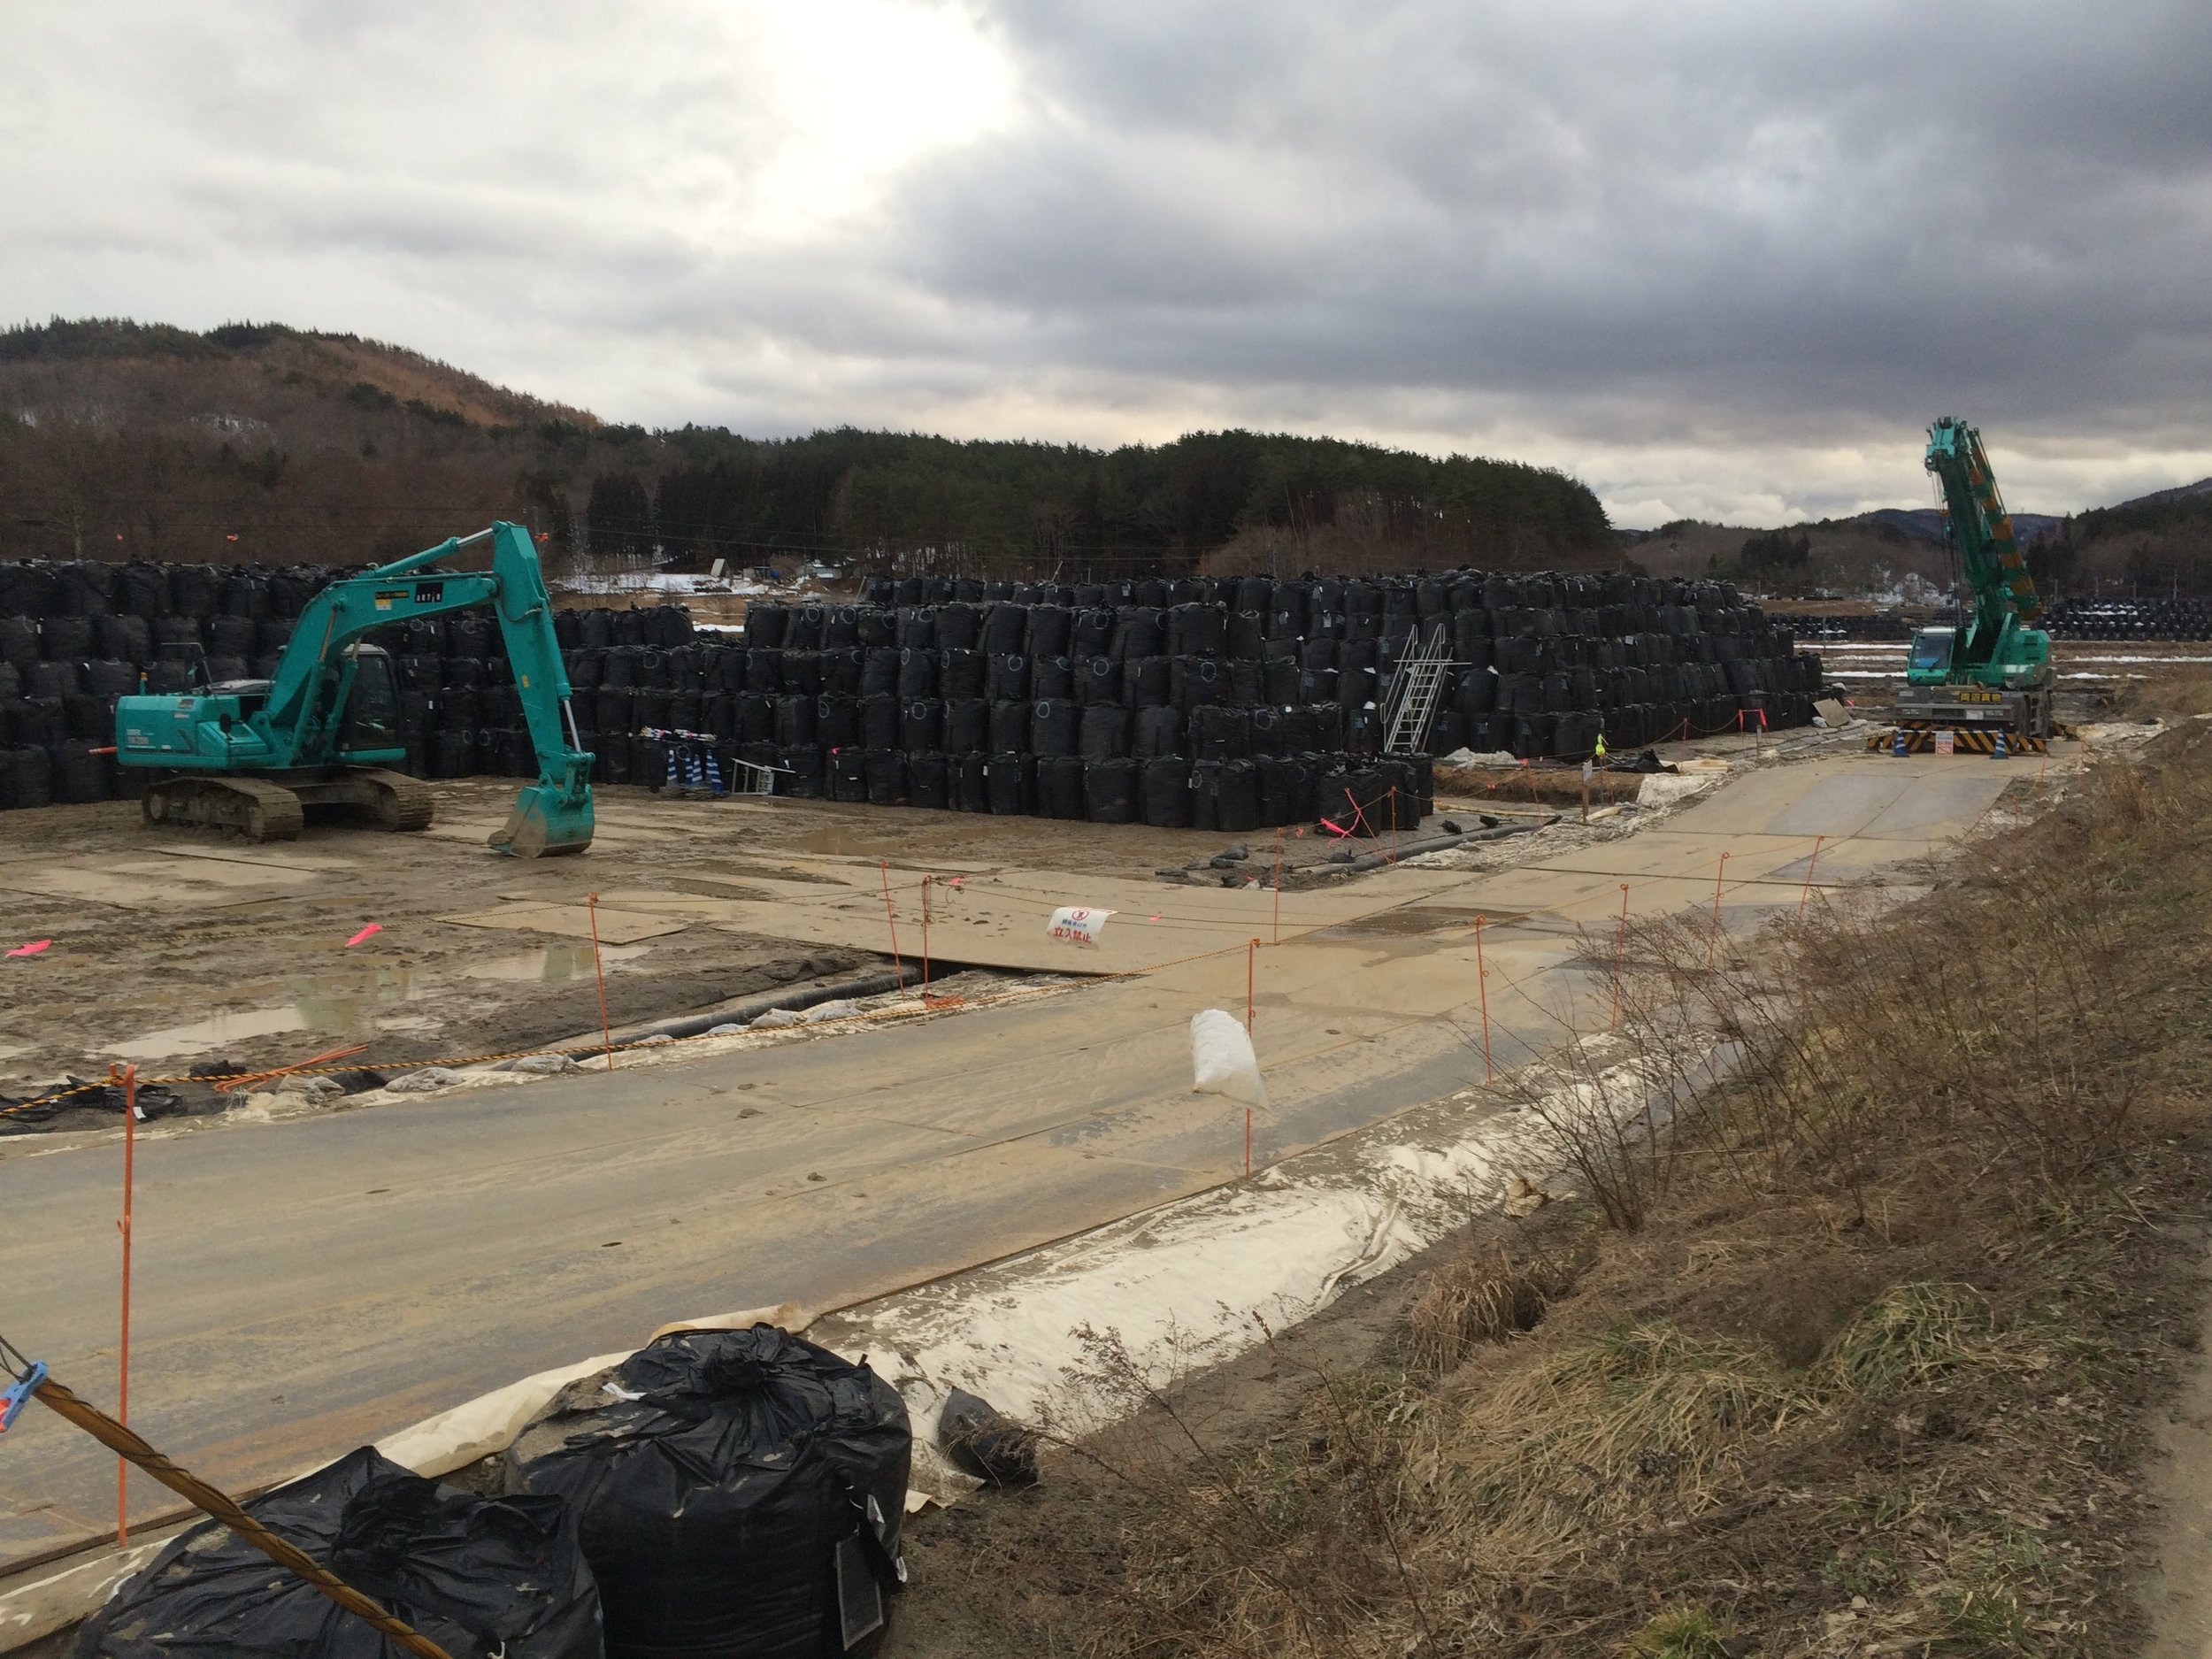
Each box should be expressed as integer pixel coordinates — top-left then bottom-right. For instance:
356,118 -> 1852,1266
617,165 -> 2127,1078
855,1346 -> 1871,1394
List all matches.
703,860 -> 1482,975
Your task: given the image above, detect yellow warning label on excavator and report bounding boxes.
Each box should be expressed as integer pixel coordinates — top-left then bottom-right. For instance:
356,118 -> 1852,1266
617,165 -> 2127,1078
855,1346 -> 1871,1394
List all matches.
1955,689 -> 2003,703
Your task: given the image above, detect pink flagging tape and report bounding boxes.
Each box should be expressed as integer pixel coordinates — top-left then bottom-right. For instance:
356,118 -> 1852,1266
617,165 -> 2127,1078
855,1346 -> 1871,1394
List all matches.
7,940 -> 51,957
345,924 -> 383,948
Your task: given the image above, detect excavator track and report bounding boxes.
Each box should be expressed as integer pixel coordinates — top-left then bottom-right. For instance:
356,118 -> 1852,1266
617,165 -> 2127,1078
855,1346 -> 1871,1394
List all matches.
317,768 -> 434,832
141,776 -> 307,843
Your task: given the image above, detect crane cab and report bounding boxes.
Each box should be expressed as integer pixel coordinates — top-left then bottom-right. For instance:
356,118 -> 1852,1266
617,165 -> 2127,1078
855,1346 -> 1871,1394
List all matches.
1904,626 -> 1955,684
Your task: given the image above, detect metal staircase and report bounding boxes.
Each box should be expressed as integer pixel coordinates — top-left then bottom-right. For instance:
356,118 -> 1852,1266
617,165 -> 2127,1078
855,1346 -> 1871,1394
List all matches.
1383,621 -> 1453,755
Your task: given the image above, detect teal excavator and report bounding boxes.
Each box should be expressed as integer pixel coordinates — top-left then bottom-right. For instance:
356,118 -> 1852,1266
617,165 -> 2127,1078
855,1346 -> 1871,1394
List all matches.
115,522 -> 595,856
1897,417 -> 2056,745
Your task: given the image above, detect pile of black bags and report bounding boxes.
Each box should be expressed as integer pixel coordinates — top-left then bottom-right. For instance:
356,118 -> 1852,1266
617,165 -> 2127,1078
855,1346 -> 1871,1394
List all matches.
0,558 -> 1823,832
77,1325 -> 914,1659
75,1447 -> 602,1658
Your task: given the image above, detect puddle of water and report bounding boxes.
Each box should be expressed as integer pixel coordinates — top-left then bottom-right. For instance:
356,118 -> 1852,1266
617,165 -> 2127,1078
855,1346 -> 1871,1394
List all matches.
104,945 -> 652,1063
462,944 -> 649,982
789,827 -> 900,857
113,964 -> 425,1060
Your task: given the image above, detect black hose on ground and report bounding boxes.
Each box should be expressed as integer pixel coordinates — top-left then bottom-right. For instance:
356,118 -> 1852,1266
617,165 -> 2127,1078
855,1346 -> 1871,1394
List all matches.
558,969 -> 916,1056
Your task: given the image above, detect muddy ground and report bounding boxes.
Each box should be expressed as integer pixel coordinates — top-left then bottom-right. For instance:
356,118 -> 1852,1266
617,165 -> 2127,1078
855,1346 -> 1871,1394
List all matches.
0,757 -> 1595,1105
0,780 -> 1282,1096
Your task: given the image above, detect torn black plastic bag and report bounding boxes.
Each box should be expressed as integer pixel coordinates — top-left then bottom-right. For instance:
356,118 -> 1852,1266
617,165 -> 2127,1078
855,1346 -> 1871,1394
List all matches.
509,1325 -> 910,1659
936,1389 -> 1039,1487
76,1446 -> 600,1659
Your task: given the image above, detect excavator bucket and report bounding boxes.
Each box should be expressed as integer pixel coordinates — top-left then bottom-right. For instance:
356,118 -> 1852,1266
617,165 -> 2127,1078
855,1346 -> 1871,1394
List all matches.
490,785 -> 594,858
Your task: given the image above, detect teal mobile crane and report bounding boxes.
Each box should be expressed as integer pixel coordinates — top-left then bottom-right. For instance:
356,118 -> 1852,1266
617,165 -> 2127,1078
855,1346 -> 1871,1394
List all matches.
1896,417 -> 2056,745
115,522 -> 595,856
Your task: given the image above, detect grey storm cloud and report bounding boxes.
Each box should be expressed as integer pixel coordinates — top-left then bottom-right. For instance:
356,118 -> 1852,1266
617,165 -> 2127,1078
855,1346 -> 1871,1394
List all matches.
5,0 -> 2210,520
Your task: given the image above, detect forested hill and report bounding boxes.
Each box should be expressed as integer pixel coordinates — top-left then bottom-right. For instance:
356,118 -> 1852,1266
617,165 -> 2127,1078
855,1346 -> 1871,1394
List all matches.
0,319 -> 1613,578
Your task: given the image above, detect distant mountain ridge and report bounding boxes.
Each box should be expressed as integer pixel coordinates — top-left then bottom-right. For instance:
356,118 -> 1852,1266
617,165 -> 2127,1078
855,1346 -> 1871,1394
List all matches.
1854,506 -> 2066,546
0,316 -> 1613,575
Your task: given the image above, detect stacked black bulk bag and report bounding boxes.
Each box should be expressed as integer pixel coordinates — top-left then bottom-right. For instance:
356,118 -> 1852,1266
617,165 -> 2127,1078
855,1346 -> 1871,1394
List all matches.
1030,697 -> 1079,758
954,750 -> 991,812
1086,756 -> 1139,823
908,751 -> 951,809
1141,757 -> 1191,827
864,749 -> 907,804
1040,753 -> 1087,820
985,751 -> 1031,815
1133,705 -> 1182,759
832,749 -> 868,803
1079,702 -> 1131,759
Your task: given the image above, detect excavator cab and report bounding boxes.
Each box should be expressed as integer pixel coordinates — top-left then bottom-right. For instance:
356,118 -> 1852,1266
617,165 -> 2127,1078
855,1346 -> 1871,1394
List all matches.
334,645 -> 401,759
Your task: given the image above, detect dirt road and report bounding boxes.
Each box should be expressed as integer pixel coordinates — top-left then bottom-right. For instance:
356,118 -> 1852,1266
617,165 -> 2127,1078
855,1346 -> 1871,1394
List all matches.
0,748 -> 2019,1576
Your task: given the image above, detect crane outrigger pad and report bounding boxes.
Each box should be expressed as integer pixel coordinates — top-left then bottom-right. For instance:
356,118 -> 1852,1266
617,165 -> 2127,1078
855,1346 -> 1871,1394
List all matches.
1870,726 -> 2048,756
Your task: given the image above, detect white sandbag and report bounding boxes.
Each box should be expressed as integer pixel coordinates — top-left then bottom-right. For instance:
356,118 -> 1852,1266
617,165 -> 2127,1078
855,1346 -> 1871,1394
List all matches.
386,1066 -> 462,1094
1189,1008 -> 1264,1106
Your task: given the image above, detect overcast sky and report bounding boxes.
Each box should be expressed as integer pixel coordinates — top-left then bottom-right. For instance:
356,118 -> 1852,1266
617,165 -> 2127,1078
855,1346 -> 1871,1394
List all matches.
8,1 -> 2209,525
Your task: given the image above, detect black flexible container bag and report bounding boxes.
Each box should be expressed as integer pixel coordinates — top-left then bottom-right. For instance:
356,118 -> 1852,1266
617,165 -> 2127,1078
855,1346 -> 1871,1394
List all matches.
985,751 -> 1031,815
864,749 -> 907,805
511,1336 -> 907,1655
1031,654 -> 1073,701
1085,757 -> 1138,823
832,749 -> 868,803
954,750 -> 991,812
1078,702 -> 1130,759
984,652 -> 1028,703
1040,753 -> 1087,820
1141,756 -> 1190,827
1132,704 -> 1182,760
907,751 -> 950,810
79,1446 -> 601,1659
1030,698 -> 1079,758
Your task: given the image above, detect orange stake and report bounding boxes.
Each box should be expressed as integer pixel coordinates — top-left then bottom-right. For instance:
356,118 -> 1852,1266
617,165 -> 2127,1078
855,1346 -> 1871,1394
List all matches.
1473,915 -> 1494,1081
1707,852 -> 1730,972
1611,884 -> 1629,1030
879,861 -> 906,995
587,893 -> 613,1071
920,879 -> 933,1000
1272,827 -> 1283,944
1799,834 -> 1824,915
1246,938 -> 1257,1032
115,1062 -> 135,1541
1244,1107 -> 1252,1178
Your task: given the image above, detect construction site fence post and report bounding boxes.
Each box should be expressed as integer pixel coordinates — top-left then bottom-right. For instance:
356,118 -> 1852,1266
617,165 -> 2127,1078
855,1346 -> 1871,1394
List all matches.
1708,852 -> 1730,972
1473,915 -> 1494,1082
1611,884 -> 1630,1031
1272,827 -> 1282,943
116,1062 -> 135,1542
586,893 -> 613,1070
919,878 -> 933,1000
879,861 -> 905,995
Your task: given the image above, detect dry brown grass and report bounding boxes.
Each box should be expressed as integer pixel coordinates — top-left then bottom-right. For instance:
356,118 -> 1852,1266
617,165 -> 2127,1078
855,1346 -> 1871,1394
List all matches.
937,722 -> 2212,1658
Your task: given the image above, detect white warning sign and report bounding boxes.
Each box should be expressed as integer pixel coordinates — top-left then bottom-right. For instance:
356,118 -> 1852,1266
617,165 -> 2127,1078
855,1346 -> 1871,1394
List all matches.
1046,905 -> 1114,947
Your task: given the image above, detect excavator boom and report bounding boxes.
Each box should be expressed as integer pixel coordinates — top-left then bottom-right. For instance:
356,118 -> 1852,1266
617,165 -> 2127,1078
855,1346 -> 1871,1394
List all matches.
116,522 -> 595,856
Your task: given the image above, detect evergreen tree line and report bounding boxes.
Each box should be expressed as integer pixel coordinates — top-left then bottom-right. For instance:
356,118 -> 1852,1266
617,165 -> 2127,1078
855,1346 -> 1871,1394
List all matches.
584,426 -> 1613,580
0,319 -> 1612,576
